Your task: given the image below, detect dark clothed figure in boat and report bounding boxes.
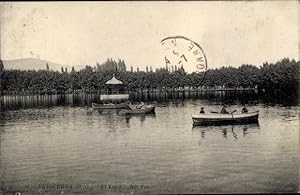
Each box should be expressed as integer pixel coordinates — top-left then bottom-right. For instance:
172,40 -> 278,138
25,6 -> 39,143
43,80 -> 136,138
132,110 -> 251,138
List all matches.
242,106 -> 248,113
220,106 -> 229,114
200,107 -> 205,114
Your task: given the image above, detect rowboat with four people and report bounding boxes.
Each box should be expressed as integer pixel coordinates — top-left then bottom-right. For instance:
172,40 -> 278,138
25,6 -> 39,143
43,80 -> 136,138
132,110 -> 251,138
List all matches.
192,110 -> 259,126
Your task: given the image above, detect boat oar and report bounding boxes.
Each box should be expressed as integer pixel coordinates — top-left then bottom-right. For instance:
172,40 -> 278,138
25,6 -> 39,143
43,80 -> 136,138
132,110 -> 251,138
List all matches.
230,110 -> 238,140
230,110 -> 237,120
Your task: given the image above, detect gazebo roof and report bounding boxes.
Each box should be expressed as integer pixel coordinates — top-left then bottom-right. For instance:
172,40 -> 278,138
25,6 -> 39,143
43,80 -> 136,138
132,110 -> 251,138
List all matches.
105,74 -> 123,85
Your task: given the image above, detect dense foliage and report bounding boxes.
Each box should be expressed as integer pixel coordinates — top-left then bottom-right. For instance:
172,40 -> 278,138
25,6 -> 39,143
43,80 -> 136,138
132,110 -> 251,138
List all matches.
0,58 -> 299,98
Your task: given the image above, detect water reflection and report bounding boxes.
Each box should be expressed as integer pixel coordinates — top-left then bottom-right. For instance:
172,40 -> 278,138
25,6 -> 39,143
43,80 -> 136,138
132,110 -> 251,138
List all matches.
84,107 -> 157,130
123,114 -> 156,127
192,123 -> 260,140
232,127 -> 238,140
222,128 -> 227,139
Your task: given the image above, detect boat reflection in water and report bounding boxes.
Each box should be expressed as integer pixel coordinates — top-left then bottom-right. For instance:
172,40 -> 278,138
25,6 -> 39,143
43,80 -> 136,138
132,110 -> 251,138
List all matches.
88,105 -> 156,128
123,113 -> 156,124
192,122 -> 260,140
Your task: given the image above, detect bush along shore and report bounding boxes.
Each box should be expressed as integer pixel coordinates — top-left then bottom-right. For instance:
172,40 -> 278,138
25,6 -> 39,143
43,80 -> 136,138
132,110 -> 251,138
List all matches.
0,58 -> 298,102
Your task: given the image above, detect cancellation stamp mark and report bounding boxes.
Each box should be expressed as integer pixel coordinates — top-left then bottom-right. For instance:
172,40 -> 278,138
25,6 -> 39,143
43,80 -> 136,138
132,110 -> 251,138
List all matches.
160,36 -> 208,73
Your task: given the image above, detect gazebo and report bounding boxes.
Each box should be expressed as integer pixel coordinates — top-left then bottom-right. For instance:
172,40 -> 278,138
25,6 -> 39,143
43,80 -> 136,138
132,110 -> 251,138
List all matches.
100,74 -> 129,102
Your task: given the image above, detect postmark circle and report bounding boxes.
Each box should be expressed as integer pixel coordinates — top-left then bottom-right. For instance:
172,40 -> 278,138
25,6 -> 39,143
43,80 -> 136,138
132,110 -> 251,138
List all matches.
160,36 -> 208,74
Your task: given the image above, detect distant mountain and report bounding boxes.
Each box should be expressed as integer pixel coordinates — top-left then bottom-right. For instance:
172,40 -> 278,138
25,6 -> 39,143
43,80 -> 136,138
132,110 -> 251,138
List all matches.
2,58 -> 67,71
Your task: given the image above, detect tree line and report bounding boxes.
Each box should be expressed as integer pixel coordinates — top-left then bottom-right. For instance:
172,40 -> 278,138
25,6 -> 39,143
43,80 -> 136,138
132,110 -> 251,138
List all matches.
0,58 -> 298,99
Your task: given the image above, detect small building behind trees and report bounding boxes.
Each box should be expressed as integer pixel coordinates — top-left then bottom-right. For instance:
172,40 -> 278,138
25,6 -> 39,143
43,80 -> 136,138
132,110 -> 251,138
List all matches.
100,74 -> 129,102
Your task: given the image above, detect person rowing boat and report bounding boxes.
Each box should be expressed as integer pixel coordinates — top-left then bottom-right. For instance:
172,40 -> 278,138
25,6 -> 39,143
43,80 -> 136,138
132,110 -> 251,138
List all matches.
242,105 -> 248,113
220,105 -> 229,114
200,107 -> 205,113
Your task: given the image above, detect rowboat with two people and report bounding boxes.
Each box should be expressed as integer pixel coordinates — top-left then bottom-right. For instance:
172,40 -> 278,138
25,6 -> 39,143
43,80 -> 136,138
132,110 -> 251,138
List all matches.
120,102 -> 155,115
92,101 -> 129,109
192,105 -> 259,126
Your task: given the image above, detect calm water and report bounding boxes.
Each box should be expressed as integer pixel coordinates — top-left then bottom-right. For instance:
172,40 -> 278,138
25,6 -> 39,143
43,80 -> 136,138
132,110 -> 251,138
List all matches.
0,100 -> 299,194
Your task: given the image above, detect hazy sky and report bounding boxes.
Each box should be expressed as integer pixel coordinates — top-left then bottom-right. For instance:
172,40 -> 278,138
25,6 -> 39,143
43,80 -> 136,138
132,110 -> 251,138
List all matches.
0,1 -> 299,72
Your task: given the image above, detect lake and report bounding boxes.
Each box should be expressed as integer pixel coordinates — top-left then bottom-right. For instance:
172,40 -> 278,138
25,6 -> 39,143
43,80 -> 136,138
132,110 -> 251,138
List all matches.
0,99 -> 298,194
